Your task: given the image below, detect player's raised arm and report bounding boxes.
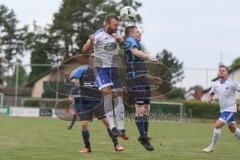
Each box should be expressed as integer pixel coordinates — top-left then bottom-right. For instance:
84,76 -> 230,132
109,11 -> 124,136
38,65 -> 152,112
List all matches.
147,74 -> 163,85
124,26 -> 157,62
131,48 -> 157,62
82,35 -> 94,53
112,33 -> 124,47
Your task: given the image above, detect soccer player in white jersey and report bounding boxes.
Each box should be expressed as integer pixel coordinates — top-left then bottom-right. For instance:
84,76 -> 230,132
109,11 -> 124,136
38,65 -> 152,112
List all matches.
203,65 -> 240,153
82,15 -> 128,140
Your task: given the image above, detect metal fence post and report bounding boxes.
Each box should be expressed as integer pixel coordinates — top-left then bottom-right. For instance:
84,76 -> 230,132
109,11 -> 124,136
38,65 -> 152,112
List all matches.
14,62 -> 19,107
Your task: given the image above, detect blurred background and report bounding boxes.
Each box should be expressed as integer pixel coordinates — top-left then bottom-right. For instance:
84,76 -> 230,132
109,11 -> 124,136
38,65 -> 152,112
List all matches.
0,0 -> 240,111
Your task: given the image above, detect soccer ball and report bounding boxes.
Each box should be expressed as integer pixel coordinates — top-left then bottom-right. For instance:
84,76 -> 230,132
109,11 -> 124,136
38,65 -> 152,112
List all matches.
120,6 -> 136,21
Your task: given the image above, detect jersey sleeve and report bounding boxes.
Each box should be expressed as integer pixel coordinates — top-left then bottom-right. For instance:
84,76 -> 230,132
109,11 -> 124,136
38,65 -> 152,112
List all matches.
70,66 -> 87,79
237,84 -> 240,92
209,84 -> 216,94
92,28 -> 104,44
93,34 -> 100,44
230,80 -> 240,92
124,37 -> 139,51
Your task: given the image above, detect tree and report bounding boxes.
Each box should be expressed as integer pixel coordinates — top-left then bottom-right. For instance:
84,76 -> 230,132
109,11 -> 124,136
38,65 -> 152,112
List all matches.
156,49 -> 185,99
25,22 -> 51,81
230,57 -> 240,70
0,4 -> 28,66
7,61 -> 28,87
48,0 -> 142,61
165,87 -> 185,100
156,49 -> 184,84
0,4 -> 28,86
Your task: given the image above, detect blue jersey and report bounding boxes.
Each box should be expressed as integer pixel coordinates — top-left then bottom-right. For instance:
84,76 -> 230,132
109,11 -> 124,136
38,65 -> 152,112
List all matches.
70,66 -> 88,81
70,66 -> 102,101
124,36 -> 147,78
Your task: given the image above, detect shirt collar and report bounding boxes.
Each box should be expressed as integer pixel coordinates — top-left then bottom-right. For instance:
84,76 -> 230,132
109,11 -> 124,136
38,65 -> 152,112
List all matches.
220,78 -> 227,84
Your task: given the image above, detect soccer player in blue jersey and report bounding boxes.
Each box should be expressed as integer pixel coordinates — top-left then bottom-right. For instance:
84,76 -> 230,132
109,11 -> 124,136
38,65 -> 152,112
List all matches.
66,56 -> 124,153
203,65 -> 240,153
124,26 -> 162,151
82,15 -> 128,140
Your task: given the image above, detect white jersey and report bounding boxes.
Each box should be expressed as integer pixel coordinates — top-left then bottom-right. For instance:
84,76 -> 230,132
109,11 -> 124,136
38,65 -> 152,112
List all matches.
92,28 -> 122,68
209,79 -> 240,113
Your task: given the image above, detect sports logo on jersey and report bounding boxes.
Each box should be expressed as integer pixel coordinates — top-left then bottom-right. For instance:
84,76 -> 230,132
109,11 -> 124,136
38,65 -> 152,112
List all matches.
104,42 -> 117,51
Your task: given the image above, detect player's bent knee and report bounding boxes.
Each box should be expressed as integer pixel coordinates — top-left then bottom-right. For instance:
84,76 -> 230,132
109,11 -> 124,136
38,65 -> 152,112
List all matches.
81,121 -> 88,130
135,110 -> 144,117
228,124 -> 237,133
214,120 -> 225,128
102,118 -> 110,127
82,125 -> 88,131
116,91 -> 123,97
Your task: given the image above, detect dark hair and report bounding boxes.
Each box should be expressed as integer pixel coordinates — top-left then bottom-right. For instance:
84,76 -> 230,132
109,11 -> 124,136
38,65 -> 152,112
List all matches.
104,15 -> 119,25
219,64 -> 229,72
124,26 -> 137,38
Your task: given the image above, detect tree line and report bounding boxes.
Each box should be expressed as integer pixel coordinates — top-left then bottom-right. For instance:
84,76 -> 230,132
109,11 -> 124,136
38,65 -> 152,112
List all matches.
0,0 -> 187,99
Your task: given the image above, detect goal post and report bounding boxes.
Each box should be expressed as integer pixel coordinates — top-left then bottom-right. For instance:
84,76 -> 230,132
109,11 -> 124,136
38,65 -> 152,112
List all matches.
21,97 -> 62,108
150,101 -> 186,122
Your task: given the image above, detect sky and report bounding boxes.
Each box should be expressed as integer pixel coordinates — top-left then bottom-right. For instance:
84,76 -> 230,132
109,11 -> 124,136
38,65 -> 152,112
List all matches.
1,0 -> 240,89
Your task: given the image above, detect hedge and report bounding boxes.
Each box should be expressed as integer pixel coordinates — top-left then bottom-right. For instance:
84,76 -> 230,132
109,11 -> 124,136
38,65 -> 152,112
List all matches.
125,100 -> 221,119
23,100 -> 40,107
183,100 -> 219,119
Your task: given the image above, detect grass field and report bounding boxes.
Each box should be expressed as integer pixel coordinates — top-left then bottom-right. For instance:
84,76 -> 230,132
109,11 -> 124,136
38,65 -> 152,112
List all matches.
0,116 -> 240,160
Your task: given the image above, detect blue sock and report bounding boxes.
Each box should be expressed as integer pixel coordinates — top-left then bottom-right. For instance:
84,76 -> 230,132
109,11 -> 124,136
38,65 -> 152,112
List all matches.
143,115 -> 149,133
135,116 -> 147,140
82,130 -> 90,148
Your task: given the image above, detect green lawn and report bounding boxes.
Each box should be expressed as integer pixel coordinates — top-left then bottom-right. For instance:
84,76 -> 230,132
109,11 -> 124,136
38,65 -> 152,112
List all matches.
0,116 -> 240,160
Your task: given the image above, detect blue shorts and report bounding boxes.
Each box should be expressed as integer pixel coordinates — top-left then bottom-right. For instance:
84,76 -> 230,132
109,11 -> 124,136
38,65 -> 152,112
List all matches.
74,97 -> 105,121
219,112 -> 237,124
94,67 -> 123,91
126,76 -> 151,105
75,97 -> 102,112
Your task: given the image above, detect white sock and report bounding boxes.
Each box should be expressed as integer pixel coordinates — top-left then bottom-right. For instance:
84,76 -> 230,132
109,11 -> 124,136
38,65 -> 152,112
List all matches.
104,94 -> 115,129
146,104 -> 150,114
234,128 -> 240,139
210,128 -> 221,147
114,97 -> 125,130
104,94 -> 113,114
106,111 -> 115,130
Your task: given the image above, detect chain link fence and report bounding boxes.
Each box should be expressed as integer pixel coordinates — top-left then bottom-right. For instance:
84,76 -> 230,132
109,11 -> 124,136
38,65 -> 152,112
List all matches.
0,62 -> 220,108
